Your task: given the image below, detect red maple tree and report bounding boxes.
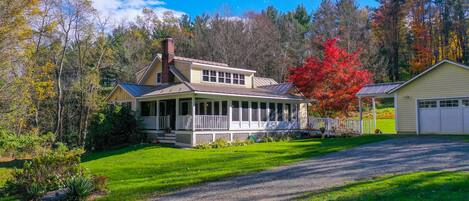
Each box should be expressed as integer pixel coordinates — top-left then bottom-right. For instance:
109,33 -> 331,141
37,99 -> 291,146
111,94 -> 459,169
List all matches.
289,38 -> 372,117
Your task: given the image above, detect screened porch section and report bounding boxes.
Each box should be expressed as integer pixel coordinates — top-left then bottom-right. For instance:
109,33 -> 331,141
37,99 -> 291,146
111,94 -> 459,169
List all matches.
139,98 -> 301,131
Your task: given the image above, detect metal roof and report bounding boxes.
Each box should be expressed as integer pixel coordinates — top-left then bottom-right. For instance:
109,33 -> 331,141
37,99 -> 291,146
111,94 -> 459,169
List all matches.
119,83 -> 159,97
189,83 -> 303,99
356,82 -> 403,97
258,83 -> 293,95
253,77 -> 278,87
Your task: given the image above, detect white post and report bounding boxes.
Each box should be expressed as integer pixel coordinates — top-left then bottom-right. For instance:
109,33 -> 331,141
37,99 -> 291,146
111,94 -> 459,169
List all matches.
156,100 -> 160,130
175,98 -> 179,130
248,101 -> 252,128
191,96 -> 196,131
372,97 -> 377,131
258,101 -> 261,127
228,100 -> 232,130
359,97 -> 363,134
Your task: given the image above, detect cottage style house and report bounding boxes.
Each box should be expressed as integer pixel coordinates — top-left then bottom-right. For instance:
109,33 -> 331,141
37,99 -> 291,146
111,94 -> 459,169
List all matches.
106,38 -> 310,147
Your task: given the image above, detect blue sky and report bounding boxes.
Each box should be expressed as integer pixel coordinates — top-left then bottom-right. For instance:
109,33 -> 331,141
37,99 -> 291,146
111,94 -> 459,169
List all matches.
162,0 -> 379,17
92,0 -> 379,24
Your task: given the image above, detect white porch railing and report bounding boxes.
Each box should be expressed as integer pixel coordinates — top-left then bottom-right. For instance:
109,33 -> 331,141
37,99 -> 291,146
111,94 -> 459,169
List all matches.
176,115 -> 192,130
141,116 -> 170,130
308,117 -> 361,135
176,115 -> 228,130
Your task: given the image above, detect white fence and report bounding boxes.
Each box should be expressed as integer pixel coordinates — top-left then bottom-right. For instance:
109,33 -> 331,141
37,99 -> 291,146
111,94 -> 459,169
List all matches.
307,117 -> 363,135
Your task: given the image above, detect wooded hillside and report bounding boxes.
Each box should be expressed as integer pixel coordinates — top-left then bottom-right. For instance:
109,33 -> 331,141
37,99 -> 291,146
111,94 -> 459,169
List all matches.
0,0 -> 467,147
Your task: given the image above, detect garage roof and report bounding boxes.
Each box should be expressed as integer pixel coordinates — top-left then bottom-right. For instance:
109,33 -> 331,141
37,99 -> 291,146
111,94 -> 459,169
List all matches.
356,82 -> 403,97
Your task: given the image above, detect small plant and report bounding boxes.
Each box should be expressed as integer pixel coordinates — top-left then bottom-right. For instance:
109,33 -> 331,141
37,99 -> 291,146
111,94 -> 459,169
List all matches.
92,175 -> 108,192
211,138 -> 229,148
66,176 -> 94,201
261,136 -> 274,142
194,143 -> 212,149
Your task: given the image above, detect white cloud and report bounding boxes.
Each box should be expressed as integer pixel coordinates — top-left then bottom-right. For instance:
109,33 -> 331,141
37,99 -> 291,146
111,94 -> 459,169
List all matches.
92,0 -> 186,25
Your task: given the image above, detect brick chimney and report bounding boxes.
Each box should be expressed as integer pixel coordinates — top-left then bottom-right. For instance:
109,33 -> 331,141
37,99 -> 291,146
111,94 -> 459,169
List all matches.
161,37 -> 174,83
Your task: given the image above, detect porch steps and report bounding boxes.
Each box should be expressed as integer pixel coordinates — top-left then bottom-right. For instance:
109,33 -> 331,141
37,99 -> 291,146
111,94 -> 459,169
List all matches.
158,132 -> 176,144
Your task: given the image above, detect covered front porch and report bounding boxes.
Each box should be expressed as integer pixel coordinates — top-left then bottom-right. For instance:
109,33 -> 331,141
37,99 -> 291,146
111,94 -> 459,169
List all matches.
138,94 -> 302,132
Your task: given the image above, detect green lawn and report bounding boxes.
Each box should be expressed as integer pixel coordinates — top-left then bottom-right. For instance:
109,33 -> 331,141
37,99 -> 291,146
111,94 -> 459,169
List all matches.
362,119 -> 396,134
302,171 -> 469,201
78,135 -> 390,200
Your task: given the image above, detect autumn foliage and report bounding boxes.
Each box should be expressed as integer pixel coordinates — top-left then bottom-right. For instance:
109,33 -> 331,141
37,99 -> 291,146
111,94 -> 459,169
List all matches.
289,38 -> 372,117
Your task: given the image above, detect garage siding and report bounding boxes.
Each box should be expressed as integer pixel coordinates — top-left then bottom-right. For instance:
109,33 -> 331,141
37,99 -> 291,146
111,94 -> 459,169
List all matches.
396,63 -> 469,133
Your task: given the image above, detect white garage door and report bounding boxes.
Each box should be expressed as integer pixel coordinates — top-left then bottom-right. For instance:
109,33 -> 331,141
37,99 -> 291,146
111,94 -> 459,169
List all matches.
418,98 -> 469,134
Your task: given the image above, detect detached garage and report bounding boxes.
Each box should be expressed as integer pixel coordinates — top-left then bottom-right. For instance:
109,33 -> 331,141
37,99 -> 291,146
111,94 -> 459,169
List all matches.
357,60 -> 469,134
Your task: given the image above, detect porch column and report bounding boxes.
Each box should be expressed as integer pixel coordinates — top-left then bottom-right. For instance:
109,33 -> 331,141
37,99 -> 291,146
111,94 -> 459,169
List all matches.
359,97 -> 363,134
191,96 -> 196,131
156,100 -> 160,130
228,100 -> 232,130
175,98 -> 179,130
372,97 -> 377,131
248,102 -> 252,128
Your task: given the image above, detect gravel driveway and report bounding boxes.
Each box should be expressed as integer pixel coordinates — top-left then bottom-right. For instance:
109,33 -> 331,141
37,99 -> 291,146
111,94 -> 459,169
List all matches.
153,136 -> 469,201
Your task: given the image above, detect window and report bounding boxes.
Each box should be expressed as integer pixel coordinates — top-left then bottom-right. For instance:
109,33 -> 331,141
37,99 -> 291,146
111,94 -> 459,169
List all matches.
292,104 -> 298,120
251,102 -> 259,121
141,102 -> 152,116
156,73 -> 162,83
239,74 -> 245,85
242,101 -> 249,121
440,100 -> 459,107
277,103 -> 284,121
210,70 -> 217,82
218,72 -> 225,83
198,102 -> 205,115
221,101 -> 228,115
202,70 -> 209,81
233,74 -> 239,84
214,101 -> 220,115
232,101 -> 240,121
180,102 -> 189,115
206,102 -> 213,115
225,73 -> 231,83
260,103 -> 267,121
463,99 -> 469,107
286,104 -> 291,121
418,100 -> 437,108
269,103 -> 276,121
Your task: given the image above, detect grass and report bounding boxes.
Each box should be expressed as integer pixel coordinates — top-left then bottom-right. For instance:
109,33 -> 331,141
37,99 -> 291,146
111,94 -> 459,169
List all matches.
77,135 -> 390,200
301,171 -> 469,201
363,119 -> 396,134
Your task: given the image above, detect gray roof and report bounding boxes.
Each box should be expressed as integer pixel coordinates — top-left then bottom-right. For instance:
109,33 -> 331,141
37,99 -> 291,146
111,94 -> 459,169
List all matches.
120,82 -> 304,100
254,77 -> 278,87
259,83 -> 293,95
189,83 -> 303,99
356,82 -> 403,97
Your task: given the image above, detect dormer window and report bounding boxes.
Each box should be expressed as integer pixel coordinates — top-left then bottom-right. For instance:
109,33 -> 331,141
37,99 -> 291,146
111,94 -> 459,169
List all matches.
202,70 -> 209,81
239,74 -> 245,85
233,74 -> 239,84
218,72 -> 225,83
156,73 -> 162,83
210,70 -> 217,82
225,73 -> 231,83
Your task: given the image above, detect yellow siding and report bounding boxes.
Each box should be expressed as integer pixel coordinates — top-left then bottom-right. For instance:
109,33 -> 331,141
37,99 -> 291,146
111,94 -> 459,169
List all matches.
396,63 -> 469,133
108,87 -> 133,102
174,61 -> 191,81
142,62 -> 162,85
299,103 -> 308,129
190,64 -> 255,88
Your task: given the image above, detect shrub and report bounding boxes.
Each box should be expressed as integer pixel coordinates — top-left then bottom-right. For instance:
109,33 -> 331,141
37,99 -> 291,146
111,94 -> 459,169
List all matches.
0,128 -> 54,159
211,138 -> 229,148
4,145 -> 85,200
92,175 -> 108,192
66,176 -> 94,201
87,105 -> 144,151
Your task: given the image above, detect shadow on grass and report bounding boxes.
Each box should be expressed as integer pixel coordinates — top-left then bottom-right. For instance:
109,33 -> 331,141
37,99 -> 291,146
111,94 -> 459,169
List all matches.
298,171 -> 469,201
